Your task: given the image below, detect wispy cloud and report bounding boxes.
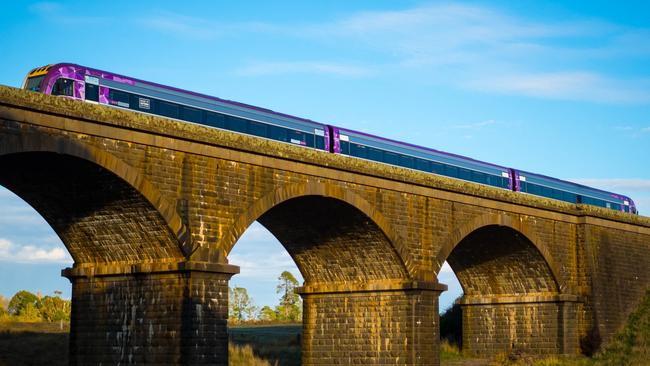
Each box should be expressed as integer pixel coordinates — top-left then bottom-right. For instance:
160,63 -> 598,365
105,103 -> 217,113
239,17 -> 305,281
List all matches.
0,238 -> 72,264
29,2 -> 108,25
568,178 -> 650,192
137,12 -> 276,40
301,4 -> 650,103
451,119 -> 498,129
467,72 -> 650,103
235,61 -> 373,77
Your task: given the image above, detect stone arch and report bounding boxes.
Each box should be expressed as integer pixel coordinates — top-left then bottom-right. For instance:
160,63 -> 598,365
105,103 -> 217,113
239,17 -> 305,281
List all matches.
223,182 -> 413,282
434,213 -> 567,292
0,133 -> 188,263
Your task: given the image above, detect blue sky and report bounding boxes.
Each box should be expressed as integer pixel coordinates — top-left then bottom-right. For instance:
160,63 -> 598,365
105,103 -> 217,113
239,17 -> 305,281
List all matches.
0,1 -> 649,311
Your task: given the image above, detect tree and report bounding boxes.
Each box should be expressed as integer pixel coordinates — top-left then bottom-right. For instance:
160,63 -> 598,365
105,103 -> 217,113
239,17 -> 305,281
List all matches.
276,271 -> 301,321
259,306 -> 278,321
8,290 -> 40,316
0,297 -> 7,319
39,295 -> 71,322
229,286 -> 256,322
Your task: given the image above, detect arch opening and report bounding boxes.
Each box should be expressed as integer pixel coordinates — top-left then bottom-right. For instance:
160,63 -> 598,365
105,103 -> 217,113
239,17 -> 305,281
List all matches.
441,224 -> 564,355
0,152 -> 185,264
226,195 -> 411,364
447,225 -> 559,297
253,195 -> 408,284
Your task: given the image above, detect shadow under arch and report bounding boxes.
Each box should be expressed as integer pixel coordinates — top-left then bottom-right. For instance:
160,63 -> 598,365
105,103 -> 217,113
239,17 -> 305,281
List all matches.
436,213 -> 565,294
0,135 -> 189,264
222,182 -> 413,282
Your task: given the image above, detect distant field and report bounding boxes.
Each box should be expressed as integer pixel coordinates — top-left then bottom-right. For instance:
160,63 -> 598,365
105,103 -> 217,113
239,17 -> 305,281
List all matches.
229,323 -> 302,366
0,321 -> 301,366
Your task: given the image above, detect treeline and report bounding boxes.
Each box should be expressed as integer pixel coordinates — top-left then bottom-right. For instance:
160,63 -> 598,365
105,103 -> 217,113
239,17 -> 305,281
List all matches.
229,270 -> 301,323
0,290 -> 71,322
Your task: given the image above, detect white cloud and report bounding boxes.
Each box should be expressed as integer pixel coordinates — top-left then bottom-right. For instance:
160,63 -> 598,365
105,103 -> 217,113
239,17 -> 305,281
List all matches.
305,4 -> 650,103
236,61 -> 373,77
568,178 -> 650,192
0,238 -> 72,264
126,3 -> 650,102
466,72 -> 650,103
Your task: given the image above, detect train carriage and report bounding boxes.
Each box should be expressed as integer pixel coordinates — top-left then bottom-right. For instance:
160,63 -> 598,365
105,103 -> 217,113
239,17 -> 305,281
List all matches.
22,63 -> 638,215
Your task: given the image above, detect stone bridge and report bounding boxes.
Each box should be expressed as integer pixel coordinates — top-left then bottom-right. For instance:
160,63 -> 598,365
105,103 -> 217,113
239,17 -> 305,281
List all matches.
1,86 -> 649,365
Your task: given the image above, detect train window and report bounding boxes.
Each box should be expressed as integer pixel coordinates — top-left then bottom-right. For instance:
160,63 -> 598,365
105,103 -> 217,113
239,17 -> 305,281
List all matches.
472,171 -> 486,185
108,89 -> 129,104
304,133 -> 315,148
315,135 -> 325,150
159,101 -> 179,119
384,151 -> 398,165
416,159 -> 430,172
350,143 -> 367,159
85,83 -> 99,102
431,162 -> 444,175
228,116 -> 247,133
368,147 -> 383,162
269,125 -> 287,142
399,155 -> 414,169
205,112 -> 226,128
288,130 -> 306,145
459,168 -> 471,181
340,141 -> 350,155
527,183 -> 540,196
52,78 -> 74,97
25,76 -> 45,92
249,121 -> 267,138
446,165 -> 458,178
182,106 -> 202,123
563,192 -> 577,203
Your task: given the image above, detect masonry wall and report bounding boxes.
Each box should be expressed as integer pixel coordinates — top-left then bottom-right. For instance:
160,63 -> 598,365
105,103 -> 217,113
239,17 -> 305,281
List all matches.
461,300 -> 583,356
582,222 -> 650,345
301,288 -> 441,366
67,269 -> 232,366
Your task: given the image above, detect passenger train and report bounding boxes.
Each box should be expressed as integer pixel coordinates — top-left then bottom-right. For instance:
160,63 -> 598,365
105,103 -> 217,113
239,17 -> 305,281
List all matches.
22,63 -> 638,215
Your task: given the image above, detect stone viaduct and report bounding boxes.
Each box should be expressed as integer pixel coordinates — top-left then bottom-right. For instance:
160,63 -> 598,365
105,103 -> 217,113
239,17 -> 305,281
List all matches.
0,86 -> 649,365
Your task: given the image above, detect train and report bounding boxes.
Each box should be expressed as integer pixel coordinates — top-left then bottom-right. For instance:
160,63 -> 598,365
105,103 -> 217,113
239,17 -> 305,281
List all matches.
21,63 -> 638,215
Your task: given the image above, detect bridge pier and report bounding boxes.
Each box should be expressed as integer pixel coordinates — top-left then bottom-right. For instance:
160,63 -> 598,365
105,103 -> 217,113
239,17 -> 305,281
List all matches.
459,294 -> 583,357
298,280 -> 447,366
63,261 -> 239,366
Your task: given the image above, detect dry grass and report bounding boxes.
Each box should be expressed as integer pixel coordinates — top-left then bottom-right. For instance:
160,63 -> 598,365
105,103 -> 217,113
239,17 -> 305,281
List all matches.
229,343 -> 277,366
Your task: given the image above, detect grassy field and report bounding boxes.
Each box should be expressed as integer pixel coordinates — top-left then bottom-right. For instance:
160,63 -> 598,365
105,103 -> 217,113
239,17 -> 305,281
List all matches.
1,289 -> 648,366
229,324 -> 302,366
0,321 -> 69,366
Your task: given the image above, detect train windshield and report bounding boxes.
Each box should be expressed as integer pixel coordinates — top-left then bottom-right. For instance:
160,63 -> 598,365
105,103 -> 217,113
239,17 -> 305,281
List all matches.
25,75 -> 45,92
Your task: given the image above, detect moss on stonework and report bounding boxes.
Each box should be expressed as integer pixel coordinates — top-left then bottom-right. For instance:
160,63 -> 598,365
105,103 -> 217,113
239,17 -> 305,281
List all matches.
1,85 -> 648,227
